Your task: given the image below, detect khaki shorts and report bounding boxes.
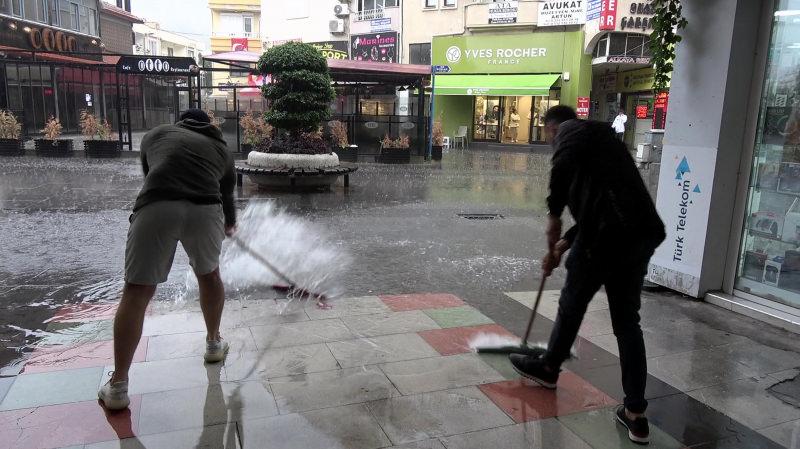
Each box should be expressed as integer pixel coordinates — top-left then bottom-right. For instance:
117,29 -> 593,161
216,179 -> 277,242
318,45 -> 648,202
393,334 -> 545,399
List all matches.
125,200 -> 225,285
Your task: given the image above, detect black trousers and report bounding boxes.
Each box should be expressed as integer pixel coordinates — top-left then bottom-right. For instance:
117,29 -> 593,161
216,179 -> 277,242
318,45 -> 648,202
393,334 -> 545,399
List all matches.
543,243 -> 653,414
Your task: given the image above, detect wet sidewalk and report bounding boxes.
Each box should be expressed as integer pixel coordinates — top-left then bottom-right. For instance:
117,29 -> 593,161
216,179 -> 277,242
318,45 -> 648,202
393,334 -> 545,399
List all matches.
0,289 -> 797,449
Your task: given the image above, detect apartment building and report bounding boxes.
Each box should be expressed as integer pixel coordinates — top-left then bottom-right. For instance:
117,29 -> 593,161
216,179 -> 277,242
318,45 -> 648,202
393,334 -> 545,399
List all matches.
133,21 -> 205,62
208,0 -> 262,89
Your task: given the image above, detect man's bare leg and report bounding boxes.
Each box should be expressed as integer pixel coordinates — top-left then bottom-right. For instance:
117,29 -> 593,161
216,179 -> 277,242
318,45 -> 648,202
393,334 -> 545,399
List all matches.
198,268 -> 225,341
111,283 -> 157,383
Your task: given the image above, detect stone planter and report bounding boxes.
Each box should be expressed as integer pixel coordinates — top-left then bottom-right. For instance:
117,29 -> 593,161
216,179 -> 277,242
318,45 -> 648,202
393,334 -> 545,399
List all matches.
35,139 -> 74,157
334,145 -> 358,163
84,140 -> 121,158
432,145 -> 443,161
0,138 -> 24,156
378,147 -> 411,164
245,151 -> 342,189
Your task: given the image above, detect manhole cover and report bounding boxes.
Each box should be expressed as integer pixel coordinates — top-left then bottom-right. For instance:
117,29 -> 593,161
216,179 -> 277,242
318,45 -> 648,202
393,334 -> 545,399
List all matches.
458,213 -> 504,220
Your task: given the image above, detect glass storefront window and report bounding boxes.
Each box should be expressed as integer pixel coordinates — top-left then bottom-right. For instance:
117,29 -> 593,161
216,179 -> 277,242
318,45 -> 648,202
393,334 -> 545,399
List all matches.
736,0 -> 800,309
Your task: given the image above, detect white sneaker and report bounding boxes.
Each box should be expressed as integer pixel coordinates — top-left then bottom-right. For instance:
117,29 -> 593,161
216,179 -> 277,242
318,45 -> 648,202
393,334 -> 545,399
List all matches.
98,379 -> 130,410
205,339 -> 229,363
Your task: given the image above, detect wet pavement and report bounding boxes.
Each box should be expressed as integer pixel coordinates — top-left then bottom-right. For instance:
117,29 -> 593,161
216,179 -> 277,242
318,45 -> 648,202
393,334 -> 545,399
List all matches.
0,151 -> 799,448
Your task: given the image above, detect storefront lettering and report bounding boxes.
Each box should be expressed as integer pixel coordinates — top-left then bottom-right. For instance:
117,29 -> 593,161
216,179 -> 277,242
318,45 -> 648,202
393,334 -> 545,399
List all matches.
27,27 -> 78,52
673,179 -> 691,261
619,1 -> 655,31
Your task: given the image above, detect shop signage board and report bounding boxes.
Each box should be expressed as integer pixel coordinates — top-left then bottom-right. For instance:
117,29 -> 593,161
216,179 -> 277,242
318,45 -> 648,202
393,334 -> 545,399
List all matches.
371,18 -> 392,32
432,33 -> 566,74
351,32 -> 398,63
432,65 -> 451,73
116,56 -> 198,75
652,91 -> 669,129
636,104 -> 649,119
309,41 -> 349,60
0,17 -> 103,60
538,0 -> 588,27
587,0 -> 602,20
619,2 -> 656,31
599,0 -> 618,30
577,96 -> 590,117
599,73 -> 617,90
489,1 -> 519,24
650,145 -> 717,296
617,67 -> 656,92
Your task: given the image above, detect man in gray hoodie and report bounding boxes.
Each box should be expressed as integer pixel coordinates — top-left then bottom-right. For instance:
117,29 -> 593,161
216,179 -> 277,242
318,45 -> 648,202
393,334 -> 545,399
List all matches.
99,109 -> 237,410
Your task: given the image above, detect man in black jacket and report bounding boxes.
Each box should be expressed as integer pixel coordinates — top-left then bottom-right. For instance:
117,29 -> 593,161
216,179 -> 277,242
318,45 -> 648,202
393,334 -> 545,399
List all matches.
510,106 -> 665,445
99,109 -> 237,411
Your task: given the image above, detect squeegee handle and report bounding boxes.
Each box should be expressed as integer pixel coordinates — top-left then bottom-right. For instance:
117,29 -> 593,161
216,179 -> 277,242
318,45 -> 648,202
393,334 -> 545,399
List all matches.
229,235 -> 297,287
522,275 -> 547,346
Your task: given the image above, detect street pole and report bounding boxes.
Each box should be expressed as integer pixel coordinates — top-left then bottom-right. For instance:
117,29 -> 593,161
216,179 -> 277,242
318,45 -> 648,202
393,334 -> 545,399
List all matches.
427,67 -> 435,160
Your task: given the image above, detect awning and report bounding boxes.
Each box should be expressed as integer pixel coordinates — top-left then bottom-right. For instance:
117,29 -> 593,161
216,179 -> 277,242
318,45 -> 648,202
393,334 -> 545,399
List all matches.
434,74 -> 561,96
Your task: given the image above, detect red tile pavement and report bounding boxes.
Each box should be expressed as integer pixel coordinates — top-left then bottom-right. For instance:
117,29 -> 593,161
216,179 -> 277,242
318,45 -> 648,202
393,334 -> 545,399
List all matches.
47,302 -> 119,324
418,324 -> 517,356
21,338 -> 148,374
479,372 -> 617,423
0,396 -> 141,449
380,293 -> 465,312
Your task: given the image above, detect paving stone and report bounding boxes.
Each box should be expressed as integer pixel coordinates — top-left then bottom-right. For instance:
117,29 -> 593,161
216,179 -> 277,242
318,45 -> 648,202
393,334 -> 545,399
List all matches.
647,347 -> 762,392
381,353 -> 505,395
419,324 -> 517,356
441,420 -> 592,449
341,310 -> 440,338
0,366 -> 104,410
578,364 -> 680,403
23,338 -> 148,374
249,318 -> 354,349
0,377 -> 14,405
85,424 -> 240,449
423,306 -> 494,328
142,312 -> 207,337
305,296 -> 389,320
687,375 -> 800,430
380,293 -> 465,312
327,333 -> 438,368
269,366 -> 399,413
717,340 -> 800,375
146,327 -> 256,361
239,403 -> 389,449
221,299 -> 309,328
389,440 -> 446,449
759,419 -> 800,448
223,343 -> 340,381
477,353 -> 521,380
123,356 -> 223,395
367,386 -> 514,445
558,407 -> 684,449
39,320 -> 115,346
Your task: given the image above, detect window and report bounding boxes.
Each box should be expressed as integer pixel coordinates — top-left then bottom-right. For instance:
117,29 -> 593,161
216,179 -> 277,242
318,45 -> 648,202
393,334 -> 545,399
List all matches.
58,1 -> 77,30
47,0 -> 58,25
5,0 -> 22,16
424,0 -> 437,8
23,0 -> 46,21
167,47 -> 174,56
358,0 -> 398,10
146,38 -> 158,55
443,0 -> 456,6
409,43 -> 431,65
243,15 -> 253,35
188,49 -> 195,59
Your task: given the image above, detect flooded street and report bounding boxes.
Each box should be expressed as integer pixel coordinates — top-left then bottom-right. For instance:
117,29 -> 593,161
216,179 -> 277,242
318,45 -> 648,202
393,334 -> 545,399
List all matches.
0,151 -> 558,372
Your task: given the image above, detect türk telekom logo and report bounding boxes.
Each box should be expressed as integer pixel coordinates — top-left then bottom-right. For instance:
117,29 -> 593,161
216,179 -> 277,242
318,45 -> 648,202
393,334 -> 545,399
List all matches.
672,156 -> 702,262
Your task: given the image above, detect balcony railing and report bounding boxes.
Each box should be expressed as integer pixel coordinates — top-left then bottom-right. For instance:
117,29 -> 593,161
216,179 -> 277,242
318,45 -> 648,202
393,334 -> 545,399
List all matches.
355,7 -> 385,22
212,31 -> 260,39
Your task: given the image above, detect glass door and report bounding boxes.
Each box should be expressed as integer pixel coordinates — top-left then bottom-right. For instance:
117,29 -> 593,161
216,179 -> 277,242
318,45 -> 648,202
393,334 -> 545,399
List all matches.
529,91 -> 561,143
735,0 -> 800,310
473,95 -> 502,142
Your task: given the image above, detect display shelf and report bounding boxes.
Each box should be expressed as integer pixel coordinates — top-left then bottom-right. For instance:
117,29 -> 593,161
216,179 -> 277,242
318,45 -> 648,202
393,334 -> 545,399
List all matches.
747,229 -> 798,245
735,277 -> 800,309
752,186 -> 800,199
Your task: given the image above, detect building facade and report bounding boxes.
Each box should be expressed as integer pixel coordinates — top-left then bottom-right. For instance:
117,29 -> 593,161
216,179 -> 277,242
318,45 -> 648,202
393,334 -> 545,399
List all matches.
99,1 -> 142,54
648,0 -> 800,332
133,22 -> 205,62
207,0 -> 262,91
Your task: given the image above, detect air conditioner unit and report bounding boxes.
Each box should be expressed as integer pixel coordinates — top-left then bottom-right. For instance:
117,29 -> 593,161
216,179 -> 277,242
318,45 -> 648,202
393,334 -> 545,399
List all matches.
334,3 -> 350,16
329,19 -> 345,33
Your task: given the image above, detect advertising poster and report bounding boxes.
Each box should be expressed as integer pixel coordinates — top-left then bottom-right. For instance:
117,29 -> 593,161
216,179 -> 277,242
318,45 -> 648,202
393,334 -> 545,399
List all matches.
599,0 -> 618,30
309,41 -> 349,60
577,97 -> 590,118
351,32 -> 398,63
489,1 -> 519,24
587,0 -> 602,20
538,0 -> 587,27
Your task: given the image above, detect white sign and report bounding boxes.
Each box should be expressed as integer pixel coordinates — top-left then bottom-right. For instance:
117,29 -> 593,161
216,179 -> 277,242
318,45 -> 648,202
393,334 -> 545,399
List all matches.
489,1 -> 518,24
371,18 -> 392,32
539,0 -> 587,27
649,145 -> 718,297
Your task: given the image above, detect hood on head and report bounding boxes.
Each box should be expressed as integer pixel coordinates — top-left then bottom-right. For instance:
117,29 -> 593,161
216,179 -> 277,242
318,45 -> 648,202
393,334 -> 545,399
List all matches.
177,119 -> 226,144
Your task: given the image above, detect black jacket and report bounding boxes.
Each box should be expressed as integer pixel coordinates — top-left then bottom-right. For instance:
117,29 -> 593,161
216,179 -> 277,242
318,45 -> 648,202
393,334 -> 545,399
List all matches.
547,119 -> 665,252
133,119 -> 236,226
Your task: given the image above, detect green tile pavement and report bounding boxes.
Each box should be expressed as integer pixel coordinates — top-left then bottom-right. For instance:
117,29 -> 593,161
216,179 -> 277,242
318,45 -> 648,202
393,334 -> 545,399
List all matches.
423,306 -> 494,328
558,407 -> 683,449
477,353 -> 521,380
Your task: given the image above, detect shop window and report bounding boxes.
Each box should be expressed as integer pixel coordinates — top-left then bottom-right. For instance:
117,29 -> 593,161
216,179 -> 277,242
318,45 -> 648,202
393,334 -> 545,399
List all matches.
609,33 -> 626,56
409,43 -> 431,65
736,1 -> 800,310
593,35 -> 609,58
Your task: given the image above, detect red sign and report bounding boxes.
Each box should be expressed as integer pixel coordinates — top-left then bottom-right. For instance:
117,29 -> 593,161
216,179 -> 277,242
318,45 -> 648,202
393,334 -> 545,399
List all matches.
652,92 -> 669,129
577,97 -> 590,118
231,38 -> 249,52
599,0 -> 618,30
636,104 -> 649,119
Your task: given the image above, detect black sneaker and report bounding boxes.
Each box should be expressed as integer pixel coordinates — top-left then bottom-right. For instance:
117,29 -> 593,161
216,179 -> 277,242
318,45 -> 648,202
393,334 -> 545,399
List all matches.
508,354 -> 559,389
615,405 -> 650,445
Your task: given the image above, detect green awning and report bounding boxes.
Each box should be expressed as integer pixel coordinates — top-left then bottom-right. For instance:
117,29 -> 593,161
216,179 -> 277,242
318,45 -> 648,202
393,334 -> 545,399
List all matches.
434,74 -> 561,96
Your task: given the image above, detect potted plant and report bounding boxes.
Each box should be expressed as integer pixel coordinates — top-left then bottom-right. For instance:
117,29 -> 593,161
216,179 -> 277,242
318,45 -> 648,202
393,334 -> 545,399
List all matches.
240,111 -> 272,155
379,134 -> 411,164
329,120 -> 357,162
0,110 -> 23,156
80,110 -> 119,158
245,42 -> 341,187
432,121 -> 444,161
35,116 -> 73,157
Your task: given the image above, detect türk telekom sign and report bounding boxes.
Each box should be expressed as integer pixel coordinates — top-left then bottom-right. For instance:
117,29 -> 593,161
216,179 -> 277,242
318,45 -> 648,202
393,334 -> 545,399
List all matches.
599,0 -> 618,30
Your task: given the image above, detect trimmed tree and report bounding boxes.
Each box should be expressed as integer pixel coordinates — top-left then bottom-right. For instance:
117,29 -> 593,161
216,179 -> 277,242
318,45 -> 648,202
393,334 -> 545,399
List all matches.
257,42 -> 335,154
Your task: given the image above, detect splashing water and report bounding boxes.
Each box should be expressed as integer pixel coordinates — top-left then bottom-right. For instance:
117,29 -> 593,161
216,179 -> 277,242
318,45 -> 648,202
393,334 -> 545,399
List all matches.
181,201 -> 351,314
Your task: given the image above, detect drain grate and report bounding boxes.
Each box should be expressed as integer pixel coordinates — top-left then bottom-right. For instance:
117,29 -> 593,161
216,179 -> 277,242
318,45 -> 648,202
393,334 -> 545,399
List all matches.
458,213 -> 505,220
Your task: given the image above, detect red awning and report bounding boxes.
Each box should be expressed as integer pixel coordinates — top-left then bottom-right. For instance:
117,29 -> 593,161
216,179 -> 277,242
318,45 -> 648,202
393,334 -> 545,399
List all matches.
0,45 -> 106,65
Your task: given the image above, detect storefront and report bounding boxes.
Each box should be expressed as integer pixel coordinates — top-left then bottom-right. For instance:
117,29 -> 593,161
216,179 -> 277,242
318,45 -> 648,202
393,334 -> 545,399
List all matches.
648,0 -> 800,332
431,31 -> 591,147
